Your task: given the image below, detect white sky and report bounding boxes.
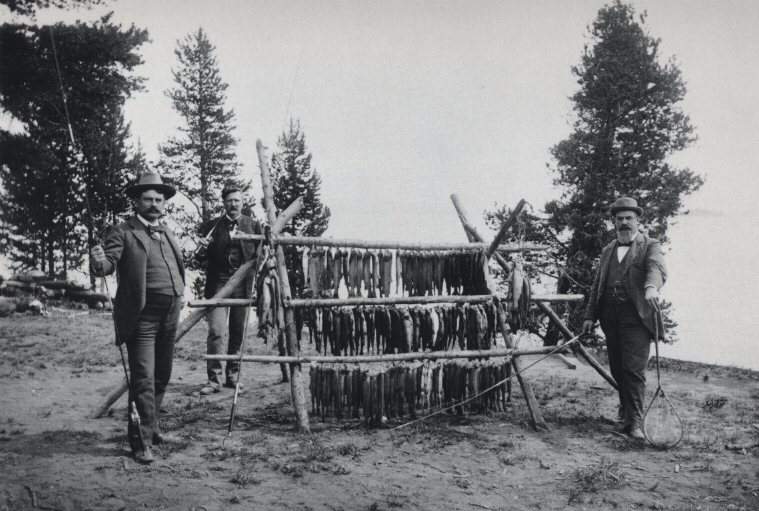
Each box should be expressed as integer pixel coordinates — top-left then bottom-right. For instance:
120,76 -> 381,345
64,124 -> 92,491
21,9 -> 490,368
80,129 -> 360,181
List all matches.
4,0 -> 759,368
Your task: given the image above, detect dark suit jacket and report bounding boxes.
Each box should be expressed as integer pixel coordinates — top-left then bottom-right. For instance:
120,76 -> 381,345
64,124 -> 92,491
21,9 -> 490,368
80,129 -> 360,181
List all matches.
584,232 -> 667,338
92,216 -> 185,344
195,214 -> 261,299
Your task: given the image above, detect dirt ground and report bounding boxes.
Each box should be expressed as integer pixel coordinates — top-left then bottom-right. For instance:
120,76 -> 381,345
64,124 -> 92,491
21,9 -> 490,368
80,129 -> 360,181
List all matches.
1,312 -> 758,511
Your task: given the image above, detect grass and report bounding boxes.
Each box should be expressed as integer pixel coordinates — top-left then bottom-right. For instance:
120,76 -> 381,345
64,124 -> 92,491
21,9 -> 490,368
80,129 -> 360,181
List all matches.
567,456 -> 627,505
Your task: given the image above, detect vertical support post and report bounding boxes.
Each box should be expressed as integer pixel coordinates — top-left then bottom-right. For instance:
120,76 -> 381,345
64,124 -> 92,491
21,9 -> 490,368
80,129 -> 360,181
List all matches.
496,305 -> 549,430
450,194 -> 547,431
257,139 -> 311,433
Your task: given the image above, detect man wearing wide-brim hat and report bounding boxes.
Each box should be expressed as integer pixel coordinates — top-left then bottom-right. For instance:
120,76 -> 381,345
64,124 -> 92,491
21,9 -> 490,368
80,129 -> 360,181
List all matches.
90,171 -> 185,464
195,179 -> 262,395
583,197 -> 667,440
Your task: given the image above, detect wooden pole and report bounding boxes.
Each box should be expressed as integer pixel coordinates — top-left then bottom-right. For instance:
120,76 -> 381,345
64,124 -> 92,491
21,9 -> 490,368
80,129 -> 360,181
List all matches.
451,194 -> 513,274
487,199 -> 527,258
188,293 -> 584,309
535,301 -> 618,390
257,139 -> 310,433
451,193 -> 581,374
450,195 -> 549,430
285,295 -> 494,308
203,345 -> 567,364
496,304 -> 549,430
232,233 -> 549,253
88,198 -> 305,419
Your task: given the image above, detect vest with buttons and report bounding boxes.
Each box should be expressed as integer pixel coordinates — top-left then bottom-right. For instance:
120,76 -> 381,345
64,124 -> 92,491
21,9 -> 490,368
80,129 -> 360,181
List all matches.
602,247 -> 630,302
145,231 -> 184,296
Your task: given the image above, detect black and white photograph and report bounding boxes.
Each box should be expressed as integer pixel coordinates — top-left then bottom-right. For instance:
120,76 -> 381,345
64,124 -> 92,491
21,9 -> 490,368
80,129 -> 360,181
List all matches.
1,0 -> 757,509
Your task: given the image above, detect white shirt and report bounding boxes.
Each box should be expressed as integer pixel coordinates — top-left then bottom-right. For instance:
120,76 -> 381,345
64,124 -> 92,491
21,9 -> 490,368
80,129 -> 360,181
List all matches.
616,244 -> 630,262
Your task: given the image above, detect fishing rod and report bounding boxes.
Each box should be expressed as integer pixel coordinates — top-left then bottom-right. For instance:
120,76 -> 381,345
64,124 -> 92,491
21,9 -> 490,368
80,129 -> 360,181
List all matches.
49,27 -> 147,454
226,236 -> 272,440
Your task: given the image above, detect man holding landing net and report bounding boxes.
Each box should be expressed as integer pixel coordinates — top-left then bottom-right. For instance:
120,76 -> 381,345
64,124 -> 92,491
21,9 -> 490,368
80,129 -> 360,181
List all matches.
583,197 -> 667,440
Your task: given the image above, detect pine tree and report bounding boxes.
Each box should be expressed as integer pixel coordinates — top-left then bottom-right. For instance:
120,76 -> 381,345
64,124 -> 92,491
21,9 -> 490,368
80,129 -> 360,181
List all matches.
487,1 -> 703,341
271,119 -> 331,297
0,16 -> 148,277
157,28 -> 248,297
158,28 -> 245,225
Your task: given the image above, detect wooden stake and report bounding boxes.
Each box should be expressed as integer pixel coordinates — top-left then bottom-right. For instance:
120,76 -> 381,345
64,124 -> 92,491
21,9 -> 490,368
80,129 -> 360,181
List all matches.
535,301 -> 618,391
88,198 -> 305,419
257,139 -> 310,433
450,194 -> 548,431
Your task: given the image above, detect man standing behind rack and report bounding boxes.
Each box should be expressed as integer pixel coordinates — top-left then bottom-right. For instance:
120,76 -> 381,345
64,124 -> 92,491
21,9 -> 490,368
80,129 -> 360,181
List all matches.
196,181 -> 262,395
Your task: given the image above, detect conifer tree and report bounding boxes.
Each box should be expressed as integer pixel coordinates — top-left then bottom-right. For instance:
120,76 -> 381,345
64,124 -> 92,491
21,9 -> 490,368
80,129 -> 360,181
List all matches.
157,28 -> 248,297
0,16 -> 147,277
487,1 -> 703,341
158,28 -> 245,226
271,119 -> 331,296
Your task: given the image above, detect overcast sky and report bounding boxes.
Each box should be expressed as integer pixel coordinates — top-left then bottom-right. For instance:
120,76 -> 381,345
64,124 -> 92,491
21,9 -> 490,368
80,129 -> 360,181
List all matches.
5,0 -> 759,368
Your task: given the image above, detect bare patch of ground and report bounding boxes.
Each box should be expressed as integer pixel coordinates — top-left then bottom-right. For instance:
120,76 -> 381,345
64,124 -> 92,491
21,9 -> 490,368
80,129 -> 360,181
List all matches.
1,314 -> 757,510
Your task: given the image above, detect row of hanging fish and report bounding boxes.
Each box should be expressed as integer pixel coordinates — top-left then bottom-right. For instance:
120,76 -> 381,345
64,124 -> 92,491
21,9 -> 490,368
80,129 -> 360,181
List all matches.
302,303 -> 502,356
397,250 -> 491,297
301,248 -> 491,298
309,360 -> 512,425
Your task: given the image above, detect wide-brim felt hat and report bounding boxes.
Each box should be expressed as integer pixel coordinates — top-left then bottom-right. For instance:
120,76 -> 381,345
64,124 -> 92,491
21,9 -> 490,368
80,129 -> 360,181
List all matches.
125,172 -> 176,200
609,197 -> 643,216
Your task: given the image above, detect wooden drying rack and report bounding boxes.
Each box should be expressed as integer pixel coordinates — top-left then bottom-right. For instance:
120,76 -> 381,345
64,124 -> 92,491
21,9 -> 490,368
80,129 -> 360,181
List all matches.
90,138 -> 616,433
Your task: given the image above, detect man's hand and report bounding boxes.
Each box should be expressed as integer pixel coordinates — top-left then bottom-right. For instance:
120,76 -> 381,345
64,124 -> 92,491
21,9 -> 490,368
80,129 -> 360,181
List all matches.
90,245 -> 106,269
197,237 -> 211,250
645,286 -> 659,311
582,319 -> 595,334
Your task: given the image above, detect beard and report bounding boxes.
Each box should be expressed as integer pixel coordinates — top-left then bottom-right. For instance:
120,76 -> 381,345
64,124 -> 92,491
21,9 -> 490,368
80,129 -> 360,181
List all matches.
616,227 -> 637,244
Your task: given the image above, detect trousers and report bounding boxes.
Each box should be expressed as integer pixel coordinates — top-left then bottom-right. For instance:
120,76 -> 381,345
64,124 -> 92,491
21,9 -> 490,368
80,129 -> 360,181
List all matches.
126,292 -> 182,453
206,280 -> 249,387
599,298 -> 651,429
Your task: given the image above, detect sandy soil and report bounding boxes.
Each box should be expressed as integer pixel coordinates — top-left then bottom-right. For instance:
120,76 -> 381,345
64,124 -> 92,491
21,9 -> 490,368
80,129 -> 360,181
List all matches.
1,313 -> 758,511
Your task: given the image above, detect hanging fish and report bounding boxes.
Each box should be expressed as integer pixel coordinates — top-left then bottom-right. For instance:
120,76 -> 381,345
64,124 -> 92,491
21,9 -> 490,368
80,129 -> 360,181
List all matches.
511,258 -> 524,310
371,251 -> 381,298
362,251 -> 372,297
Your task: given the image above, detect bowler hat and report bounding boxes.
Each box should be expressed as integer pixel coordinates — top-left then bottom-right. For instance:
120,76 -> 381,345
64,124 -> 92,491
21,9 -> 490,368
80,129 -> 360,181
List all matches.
125,172 -> 176,200
609,197 -> 643,216
221,179 -> 243,199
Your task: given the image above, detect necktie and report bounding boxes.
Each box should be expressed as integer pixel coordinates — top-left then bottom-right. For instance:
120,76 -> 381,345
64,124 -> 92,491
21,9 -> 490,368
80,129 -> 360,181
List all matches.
147,225 -> 164,239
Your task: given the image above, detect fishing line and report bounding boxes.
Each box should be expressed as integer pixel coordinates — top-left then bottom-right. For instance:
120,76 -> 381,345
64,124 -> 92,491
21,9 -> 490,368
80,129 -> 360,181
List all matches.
282,34 -> 310,131
49,27 -> 146,452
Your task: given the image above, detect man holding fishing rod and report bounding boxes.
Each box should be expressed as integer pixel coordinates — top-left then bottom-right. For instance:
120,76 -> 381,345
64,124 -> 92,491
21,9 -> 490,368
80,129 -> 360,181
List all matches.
90,172 -> 185,464
583,197 -> 667,440
195,180 -> 262,395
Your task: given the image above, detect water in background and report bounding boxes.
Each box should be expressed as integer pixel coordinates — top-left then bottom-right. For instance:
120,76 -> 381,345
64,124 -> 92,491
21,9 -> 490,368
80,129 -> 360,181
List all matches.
660,210 -> 759,370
